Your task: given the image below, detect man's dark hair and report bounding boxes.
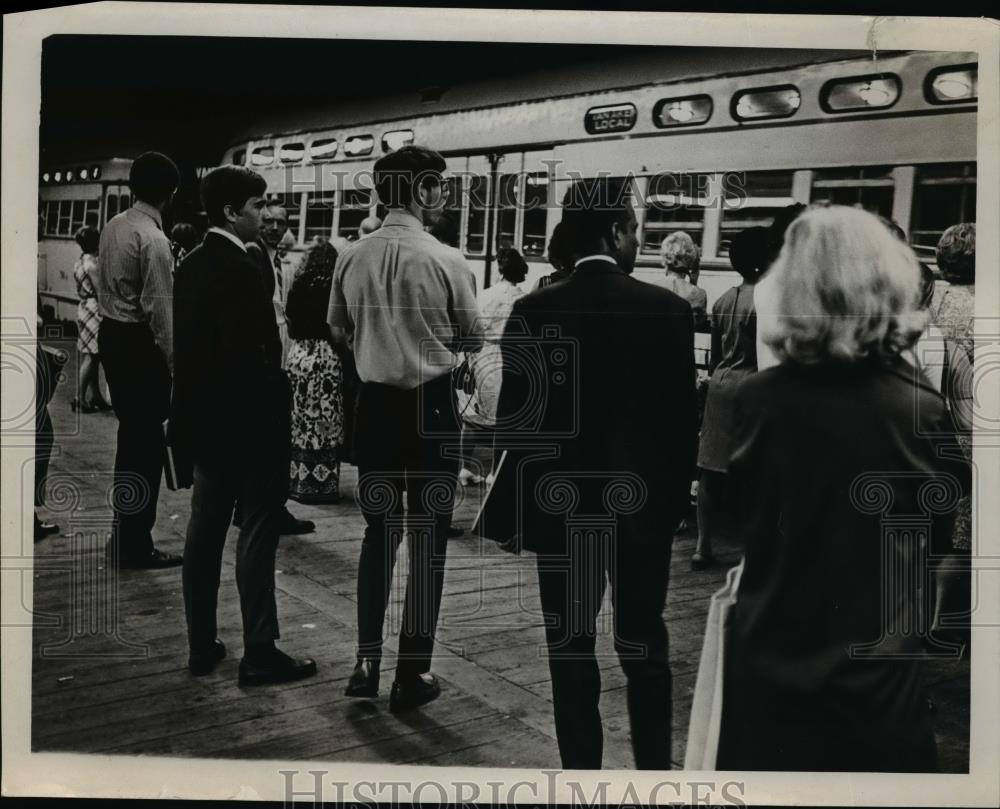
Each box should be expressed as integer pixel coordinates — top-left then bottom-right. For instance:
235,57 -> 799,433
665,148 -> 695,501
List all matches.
373,145 -> 446,209
728,226 -> 770,284
128,152 -> 180,206
545,221 -> 574,272
765,202 -> 806,267
559,177 -> 633,258
201,165 -> 267,227
428,214 -> 459,247
917,262 -> 937,311
74,225 -> 100,255
497,246 -> 528,282
170,222 -> 200,253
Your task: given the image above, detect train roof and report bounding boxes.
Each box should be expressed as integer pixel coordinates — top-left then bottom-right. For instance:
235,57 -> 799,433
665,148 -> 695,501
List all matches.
228,47 -> 889,144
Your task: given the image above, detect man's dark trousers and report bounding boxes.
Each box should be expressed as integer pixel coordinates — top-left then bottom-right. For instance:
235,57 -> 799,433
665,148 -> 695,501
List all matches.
182,451 -> 287,649
536,515 -> 674,770
98,318 -> 170,561
354,374 -> 459,681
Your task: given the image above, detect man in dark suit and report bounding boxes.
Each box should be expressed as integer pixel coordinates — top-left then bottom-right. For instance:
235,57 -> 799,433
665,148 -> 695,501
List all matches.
497,177 -> 697,769
171,165 -> 316,685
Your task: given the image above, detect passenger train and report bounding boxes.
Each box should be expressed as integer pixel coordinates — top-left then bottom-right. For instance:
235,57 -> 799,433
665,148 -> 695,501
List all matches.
39,47 -> 977,326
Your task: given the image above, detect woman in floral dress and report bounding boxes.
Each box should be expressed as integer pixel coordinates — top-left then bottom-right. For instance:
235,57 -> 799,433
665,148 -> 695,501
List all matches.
285,241 -> 345,503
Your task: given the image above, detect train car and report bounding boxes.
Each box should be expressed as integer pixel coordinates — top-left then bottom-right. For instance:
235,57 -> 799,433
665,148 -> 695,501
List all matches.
222,47 -> 977,310
37,157 -> 134,322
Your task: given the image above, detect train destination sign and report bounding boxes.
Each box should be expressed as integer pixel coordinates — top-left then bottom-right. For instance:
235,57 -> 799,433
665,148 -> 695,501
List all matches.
584,103 -> 637,134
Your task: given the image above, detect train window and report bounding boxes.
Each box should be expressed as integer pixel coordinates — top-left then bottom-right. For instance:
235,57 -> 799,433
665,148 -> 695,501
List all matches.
85,200 -> 100,228
584,103 -> 637,134
732,85 -> 800,120
53,171 -> 62,183
91,165 -> 101,180
381,129 -> 414,153
821,74 -> 900,113
66,169 -> 75,182
232,149 -> 246,166
57,200 -> 73,236
653,95 -> 713,128
106,195 -> 119,222
41,172 -> 50,184
79,168 -> 89,180
642,172 -> 711,254
71,200 -> 87,232
278,143 -> 306,163
465,175 -> 489,255
810,165 -> 894,219
910,162 -> 976,251
521,173 -> 549,257
344,135 -> 375,157
925,64 -> 978,105
309,138 -> 338,161
44,201 -> 59,235
496,174 -> 518,251
719,171 -> 795,254
304,192 -> 336,242
250,146 -> 275,167
338,189 -> 372,240
120,193 -> 131,210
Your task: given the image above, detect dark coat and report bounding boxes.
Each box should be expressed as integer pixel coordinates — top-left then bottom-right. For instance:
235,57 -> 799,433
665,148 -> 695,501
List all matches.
717,357 -> 971,772
170,232 -> 289,466
496,258 -> 697,555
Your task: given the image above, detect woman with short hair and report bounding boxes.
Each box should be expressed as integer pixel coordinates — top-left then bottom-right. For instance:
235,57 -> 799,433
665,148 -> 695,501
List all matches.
716,206 -> 969,772
659,231 -> 708,330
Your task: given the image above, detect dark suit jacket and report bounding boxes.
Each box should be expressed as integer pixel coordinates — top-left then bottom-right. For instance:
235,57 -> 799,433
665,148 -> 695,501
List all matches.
496,258 -> 697,554
246,239 -> 274,301
170,232 -> 289,466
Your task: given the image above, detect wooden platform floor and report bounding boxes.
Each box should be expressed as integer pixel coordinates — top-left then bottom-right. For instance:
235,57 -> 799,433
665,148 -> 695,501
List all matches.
28,346 -> 970,770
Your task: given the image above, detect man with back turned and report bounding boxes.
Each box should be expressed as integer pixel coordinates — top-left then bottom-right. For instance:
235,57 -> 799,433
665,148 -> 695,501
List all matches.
96,151 -> 182,569
497,177 -> 697,769
328,145 -> 481,713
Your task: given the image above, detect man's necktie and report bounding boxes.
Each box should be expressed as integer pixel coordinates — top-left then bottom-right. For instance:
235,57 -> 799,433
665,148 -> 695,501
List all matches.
273,252 -> 283,298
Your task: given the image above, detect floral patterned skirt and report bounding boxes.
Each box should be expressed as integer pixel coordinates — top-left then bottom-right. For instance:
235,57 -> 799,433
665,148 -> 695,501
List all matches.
287,339 -> 344,504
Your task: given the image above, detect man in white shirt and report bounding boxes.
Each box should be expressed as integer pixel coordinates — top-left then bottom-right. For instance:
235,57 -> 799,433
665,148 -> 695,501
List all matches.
328,145 -> 481,713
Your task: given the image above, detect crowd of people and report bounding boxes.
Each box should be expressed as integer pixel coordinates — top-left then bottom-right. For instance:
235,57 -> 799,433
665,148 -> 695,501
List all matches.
34,144 -> 976,772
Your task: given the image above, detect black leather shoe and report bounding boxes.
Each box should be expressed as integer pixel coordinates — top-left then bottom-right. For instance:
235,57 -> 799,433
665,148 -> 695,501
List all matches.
118,548 -> 183,569
238,648 -> 317,686
278,508 -> 315,535
34,516 -> 59,543
188,639 -> 226,676
345,657 -> 380,698
389,673 -> 441,714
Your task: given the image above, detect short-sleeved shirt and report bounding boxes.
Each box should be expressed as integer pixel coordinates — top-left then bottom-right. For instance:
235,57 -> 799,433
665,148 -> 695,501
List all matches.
327,210 -> 481,389
96,200 -> 175,370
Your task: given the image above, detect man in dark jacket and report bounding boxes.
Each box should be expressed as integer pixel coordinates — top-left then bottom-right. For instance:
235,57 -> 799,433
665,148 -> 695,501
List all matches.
171,166 -> 315,686
497,176 -> 697,769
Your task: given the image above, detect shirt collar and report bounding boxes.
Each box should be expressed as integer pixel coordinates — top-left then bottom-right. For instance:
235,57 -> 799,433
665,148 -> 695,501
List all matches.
208,226 -> 248,252
382,210 -> 426,231
574,254 -> 619,268
133,200 -> 163,230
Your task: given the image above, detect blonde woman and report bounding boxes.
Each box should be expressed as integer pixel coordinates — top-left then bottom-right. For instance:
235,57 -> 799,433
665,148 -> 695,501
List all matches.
659,231 -> 709,331
715,206 -> 969,772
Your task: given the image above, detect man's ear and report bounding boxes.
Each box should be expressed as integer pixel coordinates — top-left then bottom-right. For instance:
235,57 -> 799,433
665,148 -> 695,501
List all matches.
222,203 -> 237,225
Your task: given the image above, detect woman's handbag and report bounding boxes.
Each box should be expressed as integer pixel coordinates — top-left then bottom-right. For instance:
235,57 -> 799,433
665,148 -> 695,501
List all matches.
684,558 -> 745,770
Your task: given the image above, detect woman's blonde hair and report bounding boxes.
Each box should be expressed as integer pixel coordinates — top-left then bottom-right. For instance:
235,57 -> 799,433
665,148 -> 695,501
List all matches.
764,205 -> 926,365
659,231 -> 700,275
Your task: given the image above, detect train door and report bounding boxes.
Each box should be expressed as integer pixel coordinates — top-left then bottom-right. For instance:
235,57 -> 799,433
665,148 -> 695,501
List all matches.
104,184 -> 130,225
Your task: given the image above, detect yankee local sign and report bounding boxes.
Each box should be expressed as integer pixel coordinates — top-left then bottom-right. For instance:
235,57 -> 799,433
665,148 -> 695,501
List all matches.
584,103 -> 637,134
